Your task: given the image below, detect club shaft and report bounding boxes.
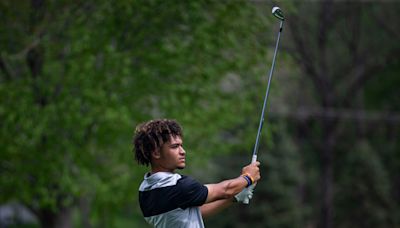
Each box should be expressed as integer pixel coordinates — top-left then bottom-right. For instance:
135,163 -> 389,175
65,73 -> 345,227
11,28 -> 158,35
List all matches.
252,20 -> 284,161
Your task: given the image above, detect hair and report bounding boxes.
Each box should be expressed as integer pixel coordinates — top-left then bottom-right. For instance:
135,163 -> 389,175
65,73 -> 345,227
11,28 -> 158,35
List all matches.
133,119 -> 183,166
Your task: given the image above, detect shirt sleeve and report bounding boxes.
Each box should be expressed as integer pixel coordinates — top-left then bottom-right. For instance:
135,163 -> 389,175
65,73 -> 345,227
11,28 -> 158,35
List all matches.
175,175 -> 208,209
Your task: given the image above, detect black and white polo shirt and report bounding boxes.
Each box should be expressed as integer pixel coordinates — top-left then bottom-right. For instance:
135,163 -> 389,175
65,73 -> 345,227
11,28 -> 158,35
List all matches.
139,172 -> 208,228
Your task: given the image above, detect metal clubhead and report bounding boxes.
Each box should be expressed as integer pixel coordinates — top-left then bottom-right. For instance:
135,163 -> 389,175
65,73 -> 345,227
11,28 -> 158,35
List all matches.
272,7 -> 284,21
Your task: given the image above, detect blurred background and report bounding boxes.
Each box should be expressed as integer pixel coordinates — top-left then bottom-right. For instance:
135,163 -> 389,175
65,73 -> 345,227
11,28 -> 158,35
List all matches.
1,0 -> 399,227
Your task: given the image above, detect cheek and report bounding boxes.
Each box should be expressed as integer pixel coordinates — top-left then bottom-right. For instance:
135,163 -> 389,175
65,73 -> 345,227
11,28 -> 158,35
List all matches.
170,149 -> 180,160
163,149 -> 178,161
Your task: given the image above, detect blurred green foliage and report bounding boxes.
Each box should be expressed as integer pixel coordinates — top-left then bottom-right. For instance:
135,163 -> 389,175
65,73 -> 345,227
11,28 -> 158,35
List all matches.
1,1 -> 399,228
0,0 -> 271,227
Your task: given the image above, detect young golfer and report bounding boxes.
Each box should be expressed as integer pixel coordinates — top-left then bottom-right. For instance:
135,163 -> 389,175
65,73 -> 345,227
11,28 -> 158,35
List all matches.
133,119 -> 260,227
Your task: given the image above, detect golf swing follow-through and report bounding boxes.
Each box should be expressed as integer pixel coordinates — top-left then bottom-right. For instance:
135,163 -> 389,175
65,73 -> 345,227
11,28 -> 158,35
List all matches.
253,6 -> 285,164
133,7 -> 284,228
243,6 -> 285,204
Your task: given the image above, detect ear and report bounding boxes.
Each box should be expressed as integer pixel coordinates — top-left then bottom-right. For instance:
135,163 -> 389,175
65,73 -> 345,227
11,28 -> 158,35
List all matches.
151,149 -> 161,159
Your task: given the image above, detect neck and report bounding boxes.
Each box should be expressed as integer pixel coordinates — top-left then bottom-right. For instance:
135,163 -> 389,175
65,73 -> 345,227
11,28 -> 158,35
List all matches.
151,165 -> 174,174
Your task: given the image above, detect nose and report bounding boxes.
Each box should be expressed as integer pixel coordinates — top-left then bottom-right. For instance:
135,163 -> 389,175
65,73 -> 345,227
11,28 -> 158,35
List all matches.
180,146 -> 185,155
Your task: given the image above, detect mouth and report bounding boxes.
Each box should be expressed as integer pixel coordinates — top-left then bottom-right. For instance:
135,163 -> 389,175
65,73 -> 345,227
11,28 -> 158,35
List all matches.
177,158 -> 186,169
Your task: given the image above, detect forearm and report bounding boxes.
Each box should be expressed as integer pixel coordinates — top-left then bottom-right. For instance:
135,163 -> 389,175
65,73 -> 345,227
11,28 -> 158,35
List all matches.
205,162 -> 260,204
221,176 -> 248,197
205,176 -> 248,203
200,198 -> 234,218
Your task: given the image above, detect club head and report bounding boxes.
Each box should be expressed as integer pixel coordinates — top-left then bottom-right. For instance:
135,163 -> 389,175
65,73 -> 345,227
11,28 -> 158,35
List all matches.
272,7 -> 284,21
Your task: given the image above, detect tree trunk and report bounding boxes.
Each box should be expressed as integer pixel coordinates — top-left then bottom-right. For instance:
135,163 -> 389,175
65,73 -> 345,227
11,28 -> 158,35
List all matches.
79,197 -> 92,228
320,122 -> 335,228
55,208 -> 73,228
37,207 -> 72,228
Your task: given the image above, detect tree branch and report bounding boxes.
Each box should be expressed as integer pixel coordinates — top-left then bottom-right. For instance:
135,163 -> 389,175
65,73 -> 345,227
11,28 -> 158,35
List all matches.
341,47 -> 400,105
287,14 -> 322,92
0,54 -> 12,81
269,106 -> 400,123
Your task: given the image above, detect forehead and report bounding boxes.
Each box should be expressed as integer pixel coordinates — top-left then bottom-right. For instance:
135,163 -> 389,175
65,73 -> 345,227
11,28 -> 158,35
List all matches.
168,135 -> 182,144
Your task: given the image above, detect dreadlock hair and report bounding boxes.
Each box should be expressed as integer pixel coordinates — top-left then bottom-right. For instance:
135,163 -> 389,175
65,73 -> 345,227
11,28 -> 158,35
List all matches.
133,119 -> 183,166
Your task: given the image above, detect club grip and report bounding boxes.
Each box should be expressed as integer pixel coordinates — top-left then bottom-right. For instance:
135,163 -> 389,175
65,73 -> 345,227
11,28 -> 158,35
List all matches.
251,154 -> 258,163
243,155 -> 258,204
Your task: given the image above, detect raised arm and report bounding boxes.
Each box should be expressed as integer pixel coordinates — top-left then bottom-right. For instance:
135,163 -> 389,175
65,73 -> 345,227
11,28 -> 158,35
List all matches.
200,162 -> 260,217
200,198 -> 234,218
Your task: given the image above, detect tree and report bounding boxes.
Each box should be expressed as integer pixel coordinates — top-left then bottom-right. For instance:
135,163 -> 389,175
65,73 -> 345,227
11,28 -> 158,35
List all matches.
283,1 -> 400,227
0,0 -> 271,226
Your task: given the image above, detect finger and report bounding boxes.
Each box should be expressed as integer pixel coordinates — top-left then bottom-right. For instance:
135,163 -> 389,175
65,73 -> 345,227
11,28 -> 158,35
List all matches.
252,161 -> 260,166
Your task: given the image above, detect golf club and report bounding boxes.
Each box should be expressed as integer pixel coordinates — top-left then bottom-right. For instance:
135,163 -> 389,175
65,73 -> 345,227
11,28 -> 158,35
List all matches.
243,6 -> 284,204
272,6 -> 285,21
252,6 -> 284,163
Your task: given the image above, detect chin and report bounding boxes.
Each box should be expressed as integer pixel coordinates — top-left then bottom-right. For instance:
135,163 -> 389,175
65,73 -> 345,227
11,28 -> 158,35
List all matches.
177,165 -> 186,170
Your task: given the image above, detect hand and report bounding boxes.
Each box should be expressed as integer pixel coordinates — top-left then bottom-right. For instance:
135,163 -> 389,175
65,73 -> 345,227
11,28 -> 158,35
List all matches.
242,184 -> 256,204
234,186 -> 254,204
241,161 -> 261,183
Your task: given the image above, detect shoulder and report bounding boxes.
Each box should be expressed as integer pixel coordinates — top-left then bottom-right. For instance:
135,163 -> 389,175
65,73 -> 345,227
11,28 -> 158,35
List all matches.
139,172 -> 182,191
177,175 -> 204,190
176,175 -> 208,205
176,176 -> 208,199
177,175 -> 199,184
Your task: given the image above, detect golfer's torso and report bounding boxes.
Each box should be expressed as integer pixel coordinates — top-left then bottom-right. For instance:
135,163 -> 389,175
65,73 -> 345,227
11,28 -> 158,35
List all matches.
138,172 -> 208,228
144,207 -> 204,228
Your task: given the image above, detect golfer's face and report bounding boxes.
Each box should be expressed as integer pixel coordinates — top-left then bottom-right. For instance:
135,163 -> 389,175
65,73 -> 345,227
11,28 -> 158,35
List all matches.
160,136 -> 186,171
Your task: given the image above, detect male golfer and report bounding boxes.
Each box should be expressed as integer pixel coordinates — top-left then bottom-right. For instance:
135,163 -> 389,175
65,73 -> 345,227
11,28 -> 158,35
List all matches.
133,119 -> 260,227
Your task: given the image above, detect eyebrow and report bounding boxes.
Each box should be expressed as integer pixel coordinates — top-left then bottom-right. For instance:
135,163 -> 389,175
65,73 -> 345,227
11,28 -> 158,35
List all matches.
169,142 -> 182,147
